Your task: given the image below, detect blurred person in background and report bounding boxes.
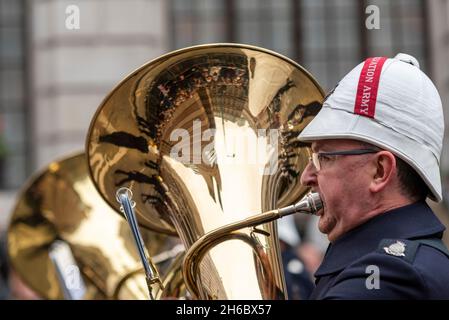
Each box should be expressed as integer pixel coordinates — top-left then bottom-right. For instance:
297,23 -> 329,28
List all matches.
278,215 -> 314,299
0,230 -> 40,300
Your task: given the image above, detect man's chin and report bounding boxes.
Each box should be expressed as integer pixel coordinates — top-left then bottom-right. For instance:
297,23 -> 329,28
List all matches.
318,214 -> 337,238
317,220 -> 331,235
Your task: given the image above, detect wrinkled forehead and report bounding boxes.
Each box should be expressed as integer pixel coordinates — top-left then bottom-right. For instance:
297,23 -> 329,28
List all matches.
311,139 -> 368,152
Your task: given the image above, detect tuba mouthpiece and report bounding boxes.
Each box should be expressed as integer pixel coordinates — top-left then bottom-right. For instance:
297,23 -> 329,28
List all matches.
278,192 -> 323,217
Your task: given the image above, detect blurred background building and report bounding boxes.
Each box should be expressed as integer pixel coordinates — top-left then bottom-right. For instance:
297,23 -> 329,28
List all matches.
1,0 -> 449,246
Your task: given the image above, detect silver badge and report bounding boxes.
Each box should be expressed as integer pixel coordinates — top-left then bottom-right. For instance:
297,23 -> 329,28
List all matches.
383,241 -> 406,257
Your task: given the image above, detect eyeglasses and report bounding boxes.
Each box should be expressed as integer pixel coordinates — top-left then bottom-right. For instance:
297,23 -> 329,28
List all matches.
309,148 -> 380,171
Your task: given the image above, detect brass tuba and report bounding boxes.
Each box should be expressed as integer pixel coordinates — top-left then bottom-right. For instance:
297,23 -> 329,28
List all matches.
7,152 -> 183,299
86,44 -> 324,299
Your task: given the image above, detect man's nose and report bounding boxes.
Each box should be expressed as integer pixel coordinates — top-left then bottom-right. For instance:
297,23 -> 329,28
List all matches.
300,162 -> 318,187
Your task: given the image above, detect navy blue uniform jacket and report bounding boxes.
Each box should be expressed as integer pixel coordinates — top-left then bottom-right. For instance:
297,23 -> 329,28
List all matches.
310,202 -> 449,299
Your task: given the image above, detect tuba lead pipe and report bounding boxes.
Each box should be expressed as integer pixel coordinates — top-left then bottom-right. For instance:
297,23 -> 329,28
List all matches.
182,192 -> 323,299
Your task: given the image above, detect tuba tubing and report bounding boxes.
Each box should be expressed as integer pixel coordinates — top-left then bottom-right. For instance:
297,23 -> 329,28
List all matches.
182,192 -> 323,299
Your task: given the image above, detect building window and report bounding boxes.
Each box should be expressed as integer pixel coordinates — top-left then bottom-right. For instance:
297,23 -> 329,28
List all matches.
170,0 -> 227,50
0,0 -> 28,189
234,0 -> 293,58
169,0 -> 428,90
301,0 -> 361,90
366,0 -> 428,73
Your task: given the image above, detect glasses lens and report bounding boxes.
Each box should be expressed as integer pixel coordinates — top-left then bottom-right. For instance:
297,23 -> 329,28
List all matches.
312,153 -> 320,171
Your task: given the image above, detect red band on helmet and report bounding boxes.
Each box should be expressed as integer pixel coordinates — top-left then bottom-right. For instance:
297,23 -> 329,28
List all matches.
354,57 -> 387,118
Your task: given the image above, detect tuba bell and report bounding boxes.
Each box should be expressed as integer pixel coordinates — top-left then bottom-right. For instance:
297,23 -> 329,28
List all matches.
7,152 -> 183,299
86,44 -> 324,299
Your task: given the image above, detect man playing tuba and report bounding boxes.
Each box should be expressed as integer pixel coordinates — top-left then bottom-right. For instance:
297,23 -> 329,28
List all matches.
298,54 -> 449,299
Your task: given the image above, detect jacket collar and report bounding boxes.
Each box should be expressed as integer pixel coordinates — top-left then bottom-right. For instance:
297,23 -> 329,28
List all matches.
315,201 -> 445,277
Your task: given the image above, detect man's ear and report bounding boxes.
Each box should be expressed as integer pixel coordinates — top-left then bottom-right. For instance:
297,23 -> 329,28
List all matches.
369,151 -> 396,193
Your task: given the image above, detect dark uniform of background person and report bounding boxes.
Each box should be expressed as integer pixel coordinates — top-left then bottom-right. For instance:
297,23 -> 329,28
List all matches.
0,231 -> 40,300
297,54 -> 449,299
278,215 -> 315,299
0,232 -> 9,299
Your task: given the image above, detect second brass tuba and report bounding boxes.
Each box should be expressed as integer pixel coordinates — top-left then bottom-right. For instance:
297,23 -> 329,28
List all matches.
86,44 -> 324,299
7,152 -> 182,299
